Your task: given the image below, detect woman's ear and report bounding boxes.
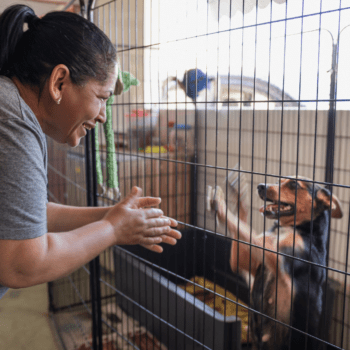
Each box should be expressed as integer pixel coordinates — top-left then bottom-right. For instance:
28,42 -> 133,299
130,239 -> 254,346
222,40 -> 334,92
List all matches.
48,64 -> 70,104
316,188 -> 343,218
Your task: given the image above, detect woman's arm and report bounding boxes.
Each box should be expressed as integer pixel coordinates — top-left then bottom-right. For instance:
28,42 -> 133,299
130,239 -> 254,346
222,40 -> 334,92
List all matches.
0,220 -> 116,288
0,187 -> 181,289
46,193 -> 179,252
46,202 -> 111,232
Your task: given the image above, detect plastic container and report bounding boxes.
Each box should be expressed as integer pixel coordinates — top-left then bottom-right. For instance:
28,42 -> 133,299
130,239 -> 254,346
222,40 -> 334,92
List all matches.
113,229 -> 247,350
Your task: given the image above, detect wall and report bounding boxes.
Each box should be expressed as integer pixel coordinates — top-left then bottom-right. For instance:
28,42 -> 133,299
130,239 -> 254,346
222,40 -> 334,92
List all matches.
191,107 -> 349,349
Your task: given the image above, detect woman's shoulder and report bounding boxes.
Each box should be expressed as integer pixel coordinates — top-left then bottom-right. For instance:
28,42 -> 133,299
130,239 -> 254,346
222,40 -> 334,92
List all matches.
0,76 -> 44,138
0,76 -> 23,119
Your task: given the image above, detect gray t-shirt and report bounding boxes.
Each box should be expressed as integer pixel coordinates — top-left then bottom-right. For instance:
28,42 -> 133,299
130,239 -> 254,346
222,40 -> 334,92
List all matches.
0,76 -> 48,299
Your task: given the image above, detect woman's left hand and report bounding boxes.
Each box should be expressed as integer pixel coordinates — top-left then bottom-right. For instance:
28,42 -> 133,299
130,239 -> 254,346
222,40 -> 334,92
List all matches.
140,216 -> 180,253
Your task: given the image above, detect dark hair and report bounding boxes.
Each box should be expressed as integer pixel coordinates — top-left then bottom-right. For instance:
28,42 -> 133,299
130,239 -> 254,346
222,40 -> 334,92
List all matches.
0,5 -> 117,91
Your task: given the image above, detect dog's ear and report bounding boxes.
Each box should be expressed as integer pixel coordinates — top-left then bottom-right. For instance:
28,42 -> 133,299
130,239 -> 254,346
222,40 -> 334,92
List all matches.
316,188 -> 343,218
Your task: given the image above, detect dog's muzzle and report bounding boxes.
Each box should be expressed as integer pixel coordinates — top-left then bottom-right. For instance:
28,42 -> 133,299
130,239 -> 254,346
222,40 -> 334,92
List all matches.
257,183 -> 268,200
257,183 -> 294,218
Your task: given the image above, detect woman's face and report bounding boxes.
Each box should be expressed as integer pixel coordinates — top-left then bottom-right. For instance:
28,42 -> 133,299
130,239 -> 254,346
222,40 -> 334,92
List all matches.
46,67 -> 118,147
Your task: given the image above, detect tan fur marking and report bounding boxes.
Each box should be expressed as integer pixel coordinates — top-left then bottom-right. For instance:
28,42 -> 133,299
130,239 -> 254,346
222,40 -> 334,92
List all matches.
262,334 -> 271,342
265,178 -> 315,226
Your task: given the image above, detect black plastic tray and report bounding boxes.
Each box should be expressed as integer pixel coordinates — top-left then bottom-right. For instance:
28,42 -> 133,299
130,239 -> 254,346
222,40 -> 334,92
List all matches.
114,228 -> 250,350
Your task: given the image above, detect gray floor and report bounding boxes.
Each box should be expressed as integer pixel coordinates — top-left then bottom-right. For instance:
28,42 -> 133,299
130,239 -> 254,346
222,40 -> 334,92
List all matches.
0,283 -> 63,350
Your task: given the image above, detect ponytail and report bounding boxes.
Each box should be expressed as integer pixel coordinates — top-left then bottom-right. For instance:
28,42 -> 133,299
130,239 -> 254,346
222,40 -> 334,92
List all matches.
0,5 -> 36,76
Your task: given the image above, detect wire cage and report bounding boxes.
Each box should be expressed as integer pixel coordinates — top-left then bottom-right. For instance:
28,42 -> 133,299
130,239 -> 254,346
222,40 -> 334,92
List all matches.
48,1 -> 350,349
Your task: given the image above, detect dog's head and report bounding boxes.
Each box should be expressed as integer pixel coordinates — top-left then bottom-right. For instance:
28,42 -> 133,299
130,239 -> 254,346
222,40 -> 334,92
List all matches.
257,176 -> 343,226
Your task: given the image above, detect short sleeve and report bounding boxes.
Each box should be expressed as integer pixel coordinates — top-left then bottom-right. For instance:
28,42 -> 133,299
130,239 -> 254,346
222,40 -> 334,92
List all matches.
0,118 -> 47,240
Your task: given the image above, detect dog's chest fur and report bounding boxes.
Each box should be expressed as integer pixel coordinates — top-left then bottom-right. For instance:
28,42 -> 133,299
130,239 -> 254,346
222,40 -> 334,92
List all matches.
250,214 -> 330,350
251,264 -> 292,350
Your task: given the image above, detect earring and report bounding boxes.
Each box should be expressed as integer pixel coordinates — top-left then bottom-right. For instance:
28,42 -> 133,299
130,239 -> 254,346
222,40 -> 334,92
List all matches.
57,97 -> 62,105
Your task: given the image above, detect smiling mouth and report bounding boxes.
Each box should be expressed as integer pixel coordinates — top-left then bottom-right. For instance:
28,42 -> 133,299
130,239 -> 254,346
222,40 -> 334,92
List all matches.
83,123 -> 93,131
259,200 -> 294,218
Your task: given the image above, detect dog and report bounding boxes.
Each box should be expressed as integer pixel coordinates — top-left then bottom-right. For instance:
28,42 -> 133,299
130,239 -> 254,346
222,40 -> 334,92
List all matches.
210,176 -> 343,350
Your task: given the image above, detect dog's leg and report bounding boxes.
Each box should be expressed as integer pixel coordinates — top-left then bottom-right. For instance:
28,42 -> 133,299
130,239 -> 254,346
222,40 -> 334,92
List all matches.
212,186 -> 261,275
225,168 -> 249,223
212,186 -> 294,280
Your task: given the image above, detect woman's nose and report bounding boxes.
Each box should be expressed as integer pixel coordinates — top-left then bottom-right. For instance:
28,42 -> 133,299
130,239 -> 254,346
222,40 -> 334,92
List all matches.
96,103 -> 107,124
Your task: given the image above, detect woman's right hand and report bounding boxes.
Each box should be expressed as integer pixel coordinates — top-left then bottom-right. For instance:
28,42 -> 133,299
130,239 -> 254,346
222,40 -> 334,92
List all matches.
103,186 -> 181,250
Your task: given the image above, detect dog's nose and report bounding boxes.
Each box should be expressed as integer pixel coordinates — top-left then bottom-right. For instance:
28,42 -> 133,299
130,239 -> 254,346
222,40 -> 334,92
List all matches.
257,184 -> 267,198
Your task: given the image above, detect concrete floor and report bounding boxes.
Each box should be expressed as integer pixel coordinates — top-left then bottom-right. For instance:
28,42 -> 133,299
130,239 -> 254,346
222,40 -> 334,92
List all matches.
0,283 -> 63,350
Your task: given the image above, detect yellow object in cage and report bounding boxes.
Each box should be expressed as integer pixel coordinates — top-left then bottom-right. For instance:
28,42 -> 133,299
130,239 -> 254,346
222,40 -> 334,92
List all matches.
144,146 -> 168,154
180,276 -> 249,343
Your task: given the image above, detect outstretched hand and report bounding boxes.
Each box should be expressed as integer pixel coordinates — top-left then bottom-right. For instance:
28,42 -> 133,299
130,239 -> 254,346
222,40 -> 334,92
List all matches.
103,186 -> 181,252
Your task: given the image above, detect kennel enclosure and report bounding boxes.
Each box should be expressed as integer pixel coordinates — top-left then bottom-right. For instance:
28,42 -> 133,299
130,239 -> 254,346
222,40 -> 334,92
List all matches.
47,1 -> 350,349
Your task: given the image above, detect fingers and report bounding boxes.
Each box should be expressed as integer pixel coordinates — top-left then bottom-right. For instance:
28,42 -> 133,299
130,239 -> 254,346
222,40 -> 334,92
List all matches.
144,208 -> 164,219
137,197 -> 162,208
165,216 -> 178,227
123,187 -> 161,208
166,228 -> 181,239
143,211 -> 179,228
146,217 -> 171,228
140,243 -> 163,253
139,226 -> 181,242
140,234 -> 179,254
159,234 -> 177,245
143,225 -> 181,239
141,236 -> 163,245
131,186 -> 142,196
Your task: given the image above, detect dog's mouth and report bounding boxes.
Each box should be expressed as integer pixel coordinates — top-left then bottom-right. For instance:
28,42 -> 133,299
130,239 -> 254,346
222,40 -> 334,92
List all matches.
259,200 -> 294,218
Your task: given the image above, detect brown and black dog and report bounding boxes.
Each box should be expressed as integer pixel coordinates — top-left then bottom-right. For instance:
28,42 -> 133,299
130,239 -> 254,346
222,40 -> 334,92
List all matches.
211,176 -> 343,350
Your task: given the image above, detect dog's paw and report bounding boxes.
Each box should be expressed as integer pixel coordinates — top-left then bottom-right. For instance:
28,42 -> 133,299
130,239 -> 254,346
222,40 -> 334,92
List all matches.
227,170 -> 248,197
207,185 -> 228,226
213,186 -> 227,223
225,167 -> 249,215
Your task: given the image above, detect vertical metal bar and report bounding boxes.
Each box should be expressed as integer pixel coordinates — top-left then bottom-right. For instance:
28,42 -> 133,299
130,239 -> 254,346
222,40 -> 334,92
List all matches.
222,1 -> 234,347
304,2 -> 323,348
274,0 -> 288,346
48,283 -> 55,312
324,43 -> 337,189
289,1 -> 305,347
259,1 -> 273,346
84,132 -> 100,350
323,6 -> 342,348
85,2 -> 102,350
200,2 -> 210,346
212,1 -> 221,347
340,204 -> 350,349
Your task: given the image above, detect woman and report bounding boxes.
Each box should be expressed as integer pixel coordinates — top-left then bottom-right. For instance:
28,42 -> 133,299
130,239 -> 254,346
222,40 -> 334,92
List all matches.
0,5 -> 181,299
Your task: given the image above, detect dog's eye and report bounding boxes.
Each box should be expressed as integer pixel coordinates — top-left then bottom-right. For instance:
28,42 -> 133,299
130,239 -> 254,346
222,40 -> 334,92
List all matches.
288,180 -> 300,190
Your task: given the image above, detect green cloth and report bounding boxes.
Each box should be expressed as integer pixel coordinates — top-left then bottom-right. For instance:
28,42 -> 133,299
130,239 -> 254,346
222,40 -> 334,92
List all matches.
94,69 -> 139,199
94,122 -> 103,188
94,96 -> 118,194
119,70 -> 139,93
104,96 -> 118,190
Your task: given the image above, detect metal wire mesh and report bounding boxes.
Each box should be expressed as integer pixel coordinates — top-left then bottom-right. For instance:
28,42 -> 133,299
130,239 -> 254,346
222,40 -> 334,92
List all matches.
48,1 -> 350,349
